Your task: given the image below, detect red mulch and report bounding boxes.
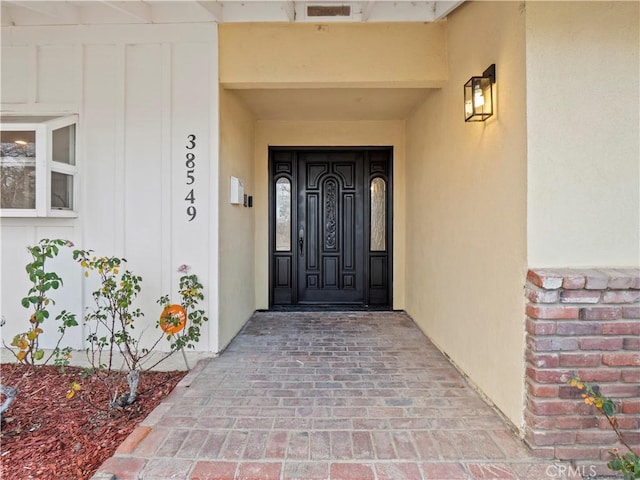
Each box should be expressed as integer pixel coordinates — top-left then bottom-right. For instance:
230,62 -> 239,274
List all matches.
0,363 -> 186,480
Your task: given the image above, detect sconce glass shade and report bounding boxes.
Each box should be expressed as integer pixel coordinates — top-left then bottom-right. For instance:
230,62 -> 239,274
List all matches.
464,64 -> 495,122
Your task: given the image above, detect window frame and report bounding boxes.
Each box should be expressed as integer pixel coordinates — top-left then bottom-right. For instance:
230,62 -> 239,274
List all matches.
1,114 -> 78,218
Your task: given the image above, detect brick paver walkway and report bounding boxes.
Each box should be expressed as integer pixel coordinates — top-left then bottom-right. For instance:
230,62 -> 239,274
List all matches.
93,312 -> 575,480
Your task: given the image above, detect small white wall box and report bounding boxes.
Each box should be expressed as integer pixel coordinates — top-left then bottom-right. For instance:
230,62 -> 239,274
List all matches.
230,176 -> 244,204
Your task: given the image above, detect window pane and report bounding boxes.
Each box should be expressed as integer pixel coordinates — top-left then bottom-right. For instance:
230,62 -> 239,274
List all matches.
1,130 -> 36,209
52,124 -> 75,165
51,172 -> 73,210
370,178 -> 386,251
275,178 -> 291,251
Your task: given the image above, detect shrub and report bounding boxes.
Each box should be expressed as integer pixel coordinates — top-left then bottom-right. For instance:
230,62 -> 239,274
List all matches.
72,253 -> 208,409
1,239 -> 78,415
569,377 -> 640,479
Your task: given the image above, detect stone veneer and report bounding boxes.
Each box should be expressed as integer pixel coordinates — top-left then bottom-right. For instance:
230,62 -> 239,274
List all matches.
524,268 -> 640,473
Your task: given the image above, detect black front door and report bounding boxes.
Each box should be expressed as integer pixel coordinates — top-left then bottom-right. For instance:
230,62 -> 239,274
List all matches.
269,147 -> 392,309
297,150 -> 364,304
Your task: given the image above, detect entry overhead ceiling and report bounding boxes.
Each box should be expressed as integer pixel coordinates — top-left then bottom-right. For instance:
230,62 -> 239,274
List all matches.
1,1 -> 465,26
231,88 -> 431,121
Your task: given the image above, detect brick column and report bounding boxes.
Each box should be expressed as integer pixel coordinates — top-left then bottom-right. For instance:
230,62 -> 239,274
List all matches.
524,268 -> 640,469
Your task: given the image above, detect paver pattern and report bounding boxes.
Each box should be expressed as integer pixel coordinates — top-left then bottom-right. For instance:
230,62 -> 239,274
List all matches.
94,312 -> 577,479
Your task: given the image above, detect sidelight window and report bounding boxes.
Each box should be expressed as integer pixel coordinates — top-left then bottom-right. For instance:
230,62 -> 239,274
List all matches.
370,177 -> 386,251
275,177 -> 291,251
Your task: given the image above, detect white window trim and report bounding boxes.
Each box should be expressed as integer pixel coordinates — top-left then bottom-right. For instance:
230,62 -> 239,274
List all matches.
1,114 -> 78,218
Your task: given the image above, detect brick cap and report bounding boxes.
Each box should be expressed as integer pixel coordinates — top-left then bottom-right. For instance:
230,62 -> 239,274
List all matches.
527,268 -> 640,291
528,270 -> 564,290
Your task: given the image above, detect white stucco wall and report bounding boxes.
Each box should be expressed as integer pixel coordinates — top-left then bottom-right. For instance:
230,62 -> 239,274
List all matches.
1,24 -> 220,352
218,88 -> 256,350
405,1 -> 528,428
526,1 -> 640,267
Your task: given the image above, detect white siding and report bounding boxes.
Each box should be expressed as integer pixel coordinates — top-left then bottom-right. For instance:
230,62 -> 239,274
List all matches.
1,46 -> 31,104
37,45 -> 80,104
1,24 -> 219,353
123,43 -> 165,313
170,43 -> 214,327
83,44 -> 120,254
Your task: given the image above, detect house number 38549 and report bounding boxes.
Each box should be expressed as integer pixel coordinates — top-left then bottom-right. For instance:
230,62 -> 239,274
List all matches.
185,134 -> 197,221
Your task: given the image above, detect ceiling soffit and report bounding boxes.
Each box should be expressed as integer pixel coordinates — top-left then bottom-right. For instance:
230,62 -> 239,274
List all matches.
229,88 -> 432,121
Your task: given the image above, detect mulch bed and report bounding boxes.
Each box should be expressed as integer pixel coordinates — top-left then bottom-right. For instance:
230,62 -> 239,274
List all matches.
0,363 -> 186,480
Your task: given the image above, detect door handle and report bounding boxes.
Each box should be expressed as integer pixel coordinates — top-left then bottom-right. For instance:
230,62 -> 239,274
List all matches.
298,228 -> 304,256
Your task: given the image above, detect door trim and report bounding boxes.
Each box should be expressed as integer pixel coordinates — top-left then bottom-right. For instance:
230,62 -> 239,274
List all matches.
268,146 -> 393,310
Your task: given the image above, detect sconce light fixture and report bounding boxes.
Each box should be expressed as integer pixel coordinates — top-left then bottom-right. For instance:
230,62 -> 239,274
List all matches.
464,64 -> 496,122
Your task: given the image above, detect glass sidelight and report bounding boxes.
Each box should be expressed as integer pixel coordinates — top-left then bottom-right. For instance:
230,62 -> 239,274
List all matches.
275,177 -> 291,251
370,177 -> 386,251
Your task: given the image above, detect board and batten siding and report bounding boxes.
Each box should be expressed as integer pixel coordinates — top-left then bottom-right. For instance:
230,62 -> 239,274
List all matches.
1,24 -> 220,352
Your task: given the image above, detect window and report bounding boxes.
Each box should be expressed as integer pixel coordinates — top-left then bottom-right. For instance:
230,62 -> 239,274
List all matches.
1,115 -> 78,217
275,177 -> 291,251
370,177 -> 386,251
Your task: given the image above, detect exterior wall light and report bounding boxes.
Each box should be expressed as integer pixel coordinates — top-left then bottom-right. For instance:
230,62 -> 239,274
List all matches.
464,64 -> 496,122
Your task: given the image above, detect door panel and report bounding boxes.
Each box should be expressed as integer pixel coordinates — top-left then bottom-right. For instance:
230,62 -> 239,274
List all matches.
297,151 -> 364,304
269,148 -> 392,308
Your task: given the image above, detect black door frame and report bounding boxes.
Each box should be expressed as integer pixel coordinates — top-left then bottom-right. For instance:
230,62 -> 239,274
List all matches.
268,146 -> 393,310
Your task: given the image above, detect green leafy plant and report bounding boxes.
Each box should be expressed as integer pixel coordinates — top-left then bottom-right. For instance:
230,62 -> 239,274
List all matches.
7,238 -> 78,366
570,377 -> 640,479
71,254 -> 209,409
1,239 -> 78,415
155,264 -> 209,369
73,250 -> 153,407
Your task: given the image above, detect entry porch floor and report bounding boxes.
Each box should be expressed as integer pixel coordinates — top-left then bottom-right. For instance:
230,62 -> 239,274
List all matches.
93,312 -> 574,480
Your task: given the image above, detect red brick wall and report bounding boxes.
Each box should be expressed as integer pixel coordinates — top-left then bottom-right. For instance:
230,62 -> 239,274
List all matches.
524,268 -> 640,470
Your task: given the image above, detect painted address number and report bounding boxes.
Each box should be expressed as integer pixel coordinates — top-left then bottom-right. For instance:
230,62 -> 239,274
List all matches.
185,134 -> 196,221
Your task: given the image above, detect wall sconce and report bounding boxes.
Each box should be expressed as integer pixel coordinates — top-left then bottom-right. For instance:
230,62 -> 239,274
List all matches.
464,64 -> 496,122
